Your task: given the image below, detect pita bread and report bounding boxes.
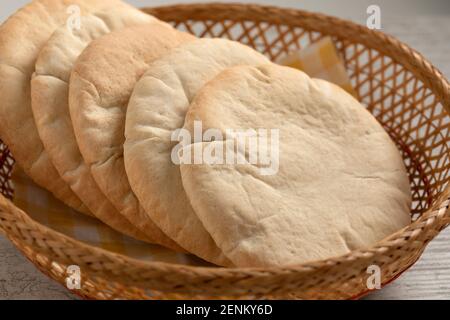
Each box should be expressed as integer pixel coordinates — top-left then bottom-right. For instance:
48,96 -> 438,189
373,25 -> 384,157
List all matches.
31,10 -> 180,246
68,25 -> 195,252
180,64 -> 412,267
0,0 -> 128,214
125,39 -> 269,265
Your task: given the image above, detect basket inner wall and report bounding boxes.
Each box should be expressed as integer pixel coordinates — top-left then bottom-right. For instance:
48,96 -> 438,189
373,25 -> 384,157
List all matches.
0,18 -> 449,222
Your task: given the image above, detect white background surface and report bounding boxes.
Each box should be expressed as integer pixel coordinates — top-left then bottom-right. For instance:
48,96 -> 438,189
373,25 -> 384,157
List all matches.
1,0 -> 450,23
0,0 -> 449,300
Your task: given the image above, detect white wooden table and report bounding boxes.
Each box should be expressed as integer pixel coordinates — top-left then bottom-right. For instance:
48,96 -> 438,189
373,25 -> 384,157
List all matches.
0,15 -> 449,300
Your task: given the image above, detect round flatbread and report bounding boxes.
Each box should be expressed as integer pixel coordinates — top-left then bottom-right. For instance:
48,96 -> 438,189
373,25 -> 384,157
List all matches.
125,39 -> 270,266
68,25 -> 195,253
31,10 -> 180,247
180,64 -> 412,267
0,0 -> 128,214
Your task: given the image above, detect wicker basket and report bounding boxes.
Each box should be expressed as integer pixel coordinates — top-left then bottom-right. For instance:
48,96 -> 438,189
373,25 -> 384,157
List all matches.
0,3 -> 449,300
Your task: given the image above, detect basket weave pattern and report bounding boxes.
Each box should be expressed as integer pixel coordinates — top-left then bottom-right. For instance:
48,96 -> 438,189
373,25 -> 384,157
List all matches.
0,4 -> 449,299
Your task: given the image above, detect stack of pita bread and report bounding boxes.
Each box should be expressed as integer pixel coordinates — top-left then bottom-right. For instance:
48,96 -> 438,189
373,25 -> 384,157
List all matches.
0,0 -> 411,267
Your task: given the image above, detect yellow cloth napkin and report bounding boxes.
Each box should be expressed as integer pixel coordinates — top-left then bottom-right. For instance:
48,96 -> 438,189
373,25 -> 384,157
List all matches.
12,168 -> 208,265
277,36 -> 357,97
12,36 -> 355,263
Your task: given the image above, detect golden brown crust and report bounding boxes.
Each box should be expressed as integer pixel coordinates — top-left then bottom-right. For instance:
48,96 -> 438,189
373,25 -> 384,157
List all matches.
125,39 -> 272,266
0,0 -> 128,214
69,24 -> 195,251
29,7 -> 183,247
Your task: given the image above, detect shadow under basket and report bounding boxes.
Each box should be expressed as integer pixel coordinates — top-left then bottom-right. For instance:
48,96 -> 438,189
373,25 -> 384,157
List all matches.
0,4 -> 449,300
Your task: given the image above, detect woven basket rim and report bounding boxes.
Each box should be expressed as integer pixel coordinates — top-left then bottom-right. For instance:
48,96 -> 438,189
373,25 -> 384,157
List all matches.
1,189 -> 448,275
0,3 -> 449,293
